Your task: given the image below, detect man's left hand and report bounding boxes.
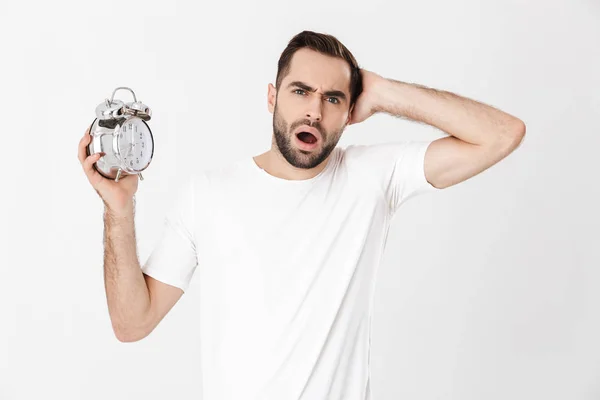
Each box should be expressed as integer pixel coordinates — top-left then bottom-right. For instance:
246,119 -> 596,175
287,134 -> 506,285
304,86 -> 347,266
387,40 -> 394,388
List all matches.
347,69 -> 386,125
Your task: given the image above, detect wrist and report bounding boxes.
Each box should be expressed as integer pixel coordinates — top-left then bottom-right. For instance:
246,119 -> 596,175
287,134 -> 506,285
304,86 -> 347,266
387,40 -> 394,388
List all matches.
375,78 -> 410,115
104,198 -> 135,219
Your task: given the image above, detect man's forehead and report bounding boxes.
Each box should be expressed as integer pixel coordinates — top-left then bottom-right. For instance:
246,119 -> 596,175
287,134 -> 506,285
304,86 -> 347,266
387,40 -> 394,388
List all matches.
283,49 -> 351,94
283,76 -> 348,94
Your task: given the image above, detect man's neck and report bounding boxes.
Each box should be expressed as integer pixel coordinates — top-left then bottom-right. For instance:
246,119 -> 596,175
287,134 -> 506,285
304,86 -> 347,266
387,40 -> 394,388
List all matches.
252,149 -> 330,181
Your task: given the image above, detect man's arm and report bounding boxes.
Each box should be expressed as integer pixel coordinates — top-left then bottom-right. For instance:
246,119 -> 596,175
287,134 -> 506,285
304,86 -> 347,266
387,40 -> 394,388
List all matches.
78,128 -> 184,343
104,201 -> 183,342
374,79 -> 526,189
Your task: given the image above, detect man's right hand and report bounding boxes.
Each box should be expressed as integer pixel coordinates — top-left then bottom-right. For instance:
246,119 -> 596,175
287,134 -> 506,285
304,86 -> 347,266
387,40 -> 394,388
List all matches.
78,126 -> 139,215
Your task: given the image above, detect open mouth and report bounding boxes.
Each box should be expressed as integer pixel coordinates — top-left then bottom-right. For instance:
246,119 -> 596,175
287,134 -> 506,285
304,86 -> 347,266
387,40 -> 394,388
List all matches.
296,131 -> 318,144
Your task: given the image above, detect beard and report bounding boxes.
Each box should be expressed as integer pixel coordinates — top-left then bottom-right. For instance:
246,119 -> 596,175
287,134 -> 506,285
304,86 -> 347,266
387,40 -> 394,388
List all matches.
272,102 -> 345,170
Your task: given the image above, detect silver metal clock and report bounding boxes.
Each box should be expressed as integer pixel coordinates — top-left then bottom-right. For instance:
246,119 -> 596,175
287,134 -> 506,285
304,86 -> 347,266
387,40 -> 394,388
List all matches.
86,87 -> 154,182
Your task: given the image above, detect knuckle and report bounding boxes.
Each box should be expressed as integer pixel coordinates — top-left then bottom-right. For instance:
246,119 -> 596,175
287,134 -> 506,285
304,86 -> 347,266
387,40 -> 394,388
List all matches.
83,158 -> 94,168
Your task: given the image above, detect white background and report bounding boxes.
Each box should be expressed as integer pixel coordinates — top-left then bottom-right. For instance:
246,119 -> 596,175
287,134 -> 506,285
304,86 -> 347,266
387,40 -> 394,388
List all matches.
1,0 -> 598,399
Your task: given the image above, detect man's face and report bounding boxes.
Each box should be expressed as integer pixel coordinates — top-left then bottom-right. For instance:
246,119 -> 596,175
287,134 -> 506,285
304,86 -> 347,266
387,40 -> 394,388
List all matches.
268,48 -> 354,169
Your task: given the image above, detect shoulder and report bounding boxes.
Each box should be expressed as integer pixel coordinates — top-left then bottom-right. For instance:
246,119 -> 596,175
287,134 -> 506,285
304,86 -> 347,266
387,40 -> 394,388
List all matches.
341,140 -> 424,161
185,158 -> 255,202
337,141 -> 418,174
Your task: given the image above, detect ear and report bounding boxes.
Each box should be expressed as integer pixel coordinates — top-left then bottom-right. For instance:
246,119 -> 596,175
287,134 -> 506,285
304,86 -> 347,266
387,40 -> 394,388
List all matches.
346,103 -> 355,125
267,83 -> 277,114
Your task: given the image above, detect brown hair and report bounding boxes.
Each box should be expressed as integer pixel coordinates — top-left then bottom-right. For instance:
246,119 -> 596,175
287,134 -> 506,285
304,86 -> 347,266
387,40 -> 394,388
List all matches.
275,30 -> 363,108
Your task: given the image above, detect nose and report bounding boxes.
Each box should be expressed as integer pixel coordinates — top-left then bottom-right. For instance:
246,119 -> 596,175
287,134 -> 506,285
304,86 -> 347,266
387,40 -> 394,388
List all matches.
305,97 -> 322,122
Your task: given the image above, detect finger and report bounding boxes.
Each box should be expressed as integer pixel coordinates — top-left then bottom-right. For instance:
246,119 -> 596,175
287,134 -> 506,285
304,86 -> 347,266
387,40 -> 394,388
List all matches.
78,129 -> 92,164
82,152 -> 102,174
82,152 -> 105,186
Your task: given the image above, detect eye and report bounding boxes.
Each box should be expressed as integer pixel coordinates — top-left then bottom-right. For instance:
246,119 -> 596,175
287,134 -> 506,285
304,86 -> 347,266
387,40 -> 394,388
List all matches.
293,89 -> 339,104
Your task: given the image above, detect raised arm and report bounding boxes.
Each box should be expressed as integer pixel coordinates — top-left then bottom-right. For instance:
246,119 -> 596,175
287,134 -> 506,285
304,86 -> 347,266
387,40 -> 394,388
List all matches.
348,70 -> 526,189
79,127 -> 183,342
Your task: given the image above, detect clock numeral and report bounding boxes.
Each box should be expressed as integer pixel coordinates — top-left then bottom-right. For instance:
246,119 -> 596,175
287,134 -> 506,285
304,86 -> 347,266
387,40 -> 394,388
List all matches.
140,151 -> 143,157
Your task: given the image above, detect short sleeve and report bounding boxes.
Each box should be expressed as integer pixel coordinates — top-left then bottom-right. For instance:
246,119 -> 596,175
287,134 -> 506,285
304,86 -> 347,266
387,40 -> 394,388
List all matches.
345,140 -> 441,215
141,174 -> 199,292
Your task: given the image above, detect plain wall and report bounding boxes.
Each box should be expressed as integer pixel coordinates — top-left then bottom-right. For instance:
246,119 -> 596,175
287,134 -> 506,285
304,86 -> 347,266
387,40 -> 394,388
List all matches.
0,0 -> 598,399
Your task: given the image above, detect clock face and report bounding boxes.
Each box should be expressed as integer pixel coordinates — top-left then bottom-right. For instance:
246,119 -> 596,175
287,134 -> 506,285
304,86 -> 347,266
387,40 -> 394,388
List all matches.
117,118 -> 154,171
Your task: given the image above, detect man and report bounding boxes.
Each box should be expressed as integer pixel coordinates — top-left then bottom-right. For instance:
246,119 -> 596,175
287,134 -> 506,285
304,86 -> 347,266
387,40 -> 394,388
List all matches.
78,30 -> 525,400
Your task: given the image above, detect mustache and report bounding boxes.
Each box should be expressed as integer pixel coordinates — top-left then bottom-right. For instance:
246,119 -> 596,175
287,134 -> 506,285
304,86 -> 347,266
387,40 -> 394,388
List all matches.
291,119 -> 323,137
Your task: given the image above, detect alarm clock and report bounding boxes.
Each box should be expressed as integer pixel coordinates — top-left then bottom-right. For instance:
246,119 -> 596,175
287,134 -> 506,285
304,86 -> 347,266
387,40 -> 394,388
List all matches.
86,87 -> 154,182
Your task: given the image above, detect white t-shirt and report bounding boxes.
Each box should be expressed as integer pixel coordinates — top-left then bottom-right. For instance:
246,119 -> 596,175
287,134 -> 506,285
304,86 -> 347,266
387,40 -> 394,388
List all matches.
142,140 -> 441,400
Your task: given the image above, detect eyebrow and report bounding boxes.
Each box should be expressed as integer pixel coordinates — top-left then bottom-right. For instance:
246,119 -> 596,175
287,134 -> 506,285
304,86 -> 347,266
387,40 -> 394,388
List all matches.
286,81 -> 347,102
